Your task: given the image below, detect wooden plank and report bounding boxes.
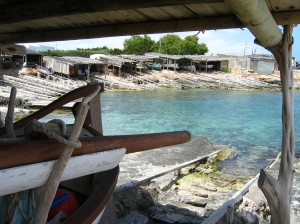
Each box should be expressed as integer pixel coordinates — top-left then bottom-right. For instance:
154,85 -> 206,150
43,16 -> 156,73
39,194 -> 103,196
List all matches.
1,9 -> 299,44
0,148 -> 125,196
160,5 -> 196,19
0,0 -> 223,24
117,9 -> 148,22
87,86 -> 103,134
269,0 -> 300,11
137,8 -> 171,20
186,3 -> 226,16
0,16 -> 243,43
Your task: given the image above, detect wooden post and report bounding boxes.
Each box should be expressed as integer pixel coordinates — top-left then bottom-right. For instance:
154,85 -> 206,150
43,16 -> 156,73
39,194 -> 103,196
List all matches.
105,65 -> 108,79
258,25 -> 294,224
87,64 -> 90,81
5,86 -> 17,138
33,86 -> 101,224
174,59 -> 176,74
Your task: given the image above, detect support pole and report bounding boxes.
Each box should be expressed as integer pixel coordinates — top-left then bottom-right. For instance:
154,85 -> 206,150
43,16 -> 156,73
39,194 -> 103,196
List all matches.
258,25 -> 294,224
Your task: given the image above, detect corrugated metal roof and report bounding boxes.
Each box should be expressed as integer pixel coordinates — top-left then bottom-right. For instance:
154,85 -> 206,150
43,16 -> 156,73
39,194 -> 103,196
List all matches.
44,56 -> 105,66
90,54 -> 135,67
120,54 -> 157,61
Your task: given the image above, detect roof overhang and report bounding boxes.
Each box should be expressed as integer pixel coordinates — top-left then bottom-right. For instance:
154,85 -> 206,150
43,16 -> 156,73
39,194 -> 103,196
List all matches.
0,1 -> 298,45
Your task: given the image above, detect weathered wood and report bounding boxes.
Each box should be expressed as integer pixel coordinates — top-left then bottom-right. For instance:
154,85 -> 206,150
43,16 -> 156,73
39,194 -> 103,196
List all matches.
0,43 -> 26,55
0,130 -> 191,169
0,0 -> 221,24
86,83 -> 103,134
2,9 -> 299,44
5,86 -> 17,138
33,85 -> 101,223
179,198 -> 207,207
114,146 -> 228,192
0,112 -> 4,128
0,148 -> 125,197
64,166 -> 120,224
0,83 -> 104,136
0,16 -> 244,43
258,25 -> 294,224
225,0 -> 282,47
194,193 -> 208,198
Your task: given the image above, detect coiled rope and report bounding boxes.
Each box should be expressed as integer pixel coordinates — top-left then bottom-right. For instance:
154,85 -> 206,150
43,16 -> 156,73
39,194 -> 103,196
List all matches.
30,119 -> 82,148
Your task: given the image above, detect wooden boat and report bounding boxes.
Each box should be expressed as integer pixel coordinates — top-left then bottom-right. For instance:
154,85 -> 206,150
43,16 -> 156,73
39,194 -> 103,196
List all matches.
0,83 -> 191,223
147,63 -> 162,71
36,65 -> 53,76
200,64 -> 214,69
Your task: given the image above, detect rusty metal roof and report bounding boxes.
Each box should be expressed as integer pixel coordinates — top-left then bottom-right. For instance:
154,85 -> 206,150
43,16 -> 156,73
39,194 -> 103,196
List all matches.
0,0 -> 298,44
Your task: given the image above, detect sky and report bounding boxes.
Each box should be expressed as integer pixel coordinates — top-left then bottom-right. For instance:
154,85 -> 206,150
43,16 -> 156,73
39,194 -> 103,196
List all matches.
23,26 -> 300,60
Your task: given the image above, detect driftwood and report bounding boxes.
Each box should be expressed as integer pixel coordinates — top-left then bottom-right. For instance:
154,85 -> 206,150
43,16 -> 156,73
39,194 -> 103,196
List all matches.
32,85 -> 101,224
179,198 -> 207,208
194,193 -> 208,198
258,25 -> 295,224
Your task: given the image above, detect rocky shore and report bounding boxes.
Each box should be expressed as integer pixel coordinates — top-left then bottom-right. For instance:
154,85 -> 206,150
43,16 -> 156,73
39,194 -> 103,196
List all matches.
1,69 -> 300,223
1,68 -> 300,117
115,138 -> 300,224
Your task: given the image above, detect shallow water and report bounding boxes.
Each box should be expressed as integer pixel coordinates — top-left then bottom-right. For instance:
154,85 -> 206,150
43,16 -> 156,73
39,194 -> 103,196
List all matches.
43,89 -> 300,175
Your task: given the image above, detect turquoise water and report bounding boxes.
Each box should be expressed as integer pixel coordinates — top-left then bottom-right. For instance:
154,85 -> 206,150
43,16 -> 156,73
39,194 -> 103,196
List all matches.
43,89 -> 300,175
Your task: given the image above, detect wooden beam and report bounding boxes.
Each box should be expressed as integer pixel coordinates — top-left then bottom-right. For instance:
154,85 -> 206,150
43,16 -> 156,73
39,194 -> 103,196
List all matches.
0,0 -> 222,24
0,16 -> 244,43
273,10 -> 300,25
0,9 -> 297,44
225,0 -> 282,47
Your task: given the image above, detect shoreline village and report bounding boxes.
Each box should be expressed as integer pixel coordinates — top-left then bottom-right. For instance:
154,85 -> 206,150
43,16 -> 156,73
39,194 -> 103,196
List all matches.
0,1 -> 299,224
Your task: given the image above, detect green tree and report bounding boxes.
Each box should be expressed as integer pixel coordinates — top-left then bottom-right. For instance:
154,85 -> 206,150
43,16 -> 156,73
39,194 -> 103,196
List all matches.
179,35 -> 208,55
196,43 -> 208,55
155,34 -> 208,55
123,35 -> 155,55
42,46 -> 111,57
158,34 -> 181,54
109,48 -> 123,55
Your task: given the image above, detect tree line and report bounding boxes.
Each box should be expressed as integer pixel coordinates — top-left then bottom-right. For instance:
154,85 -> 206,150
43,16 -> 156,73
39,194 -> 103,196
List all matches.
42,34 -> 208,57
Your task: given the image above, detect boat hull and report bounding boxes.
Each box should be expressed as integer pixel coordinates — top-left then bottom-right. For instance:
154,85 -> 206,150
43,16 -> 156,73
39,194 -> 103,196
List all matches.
0,148 -> 125,196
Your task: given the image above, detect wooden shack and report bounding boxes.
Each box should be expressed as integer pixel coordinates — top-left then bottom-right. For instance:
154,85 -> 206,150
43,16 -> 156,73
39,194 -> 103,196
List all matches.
90,54 -> 135,76
0,1 -> 299,223
43,56 -> 105,80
